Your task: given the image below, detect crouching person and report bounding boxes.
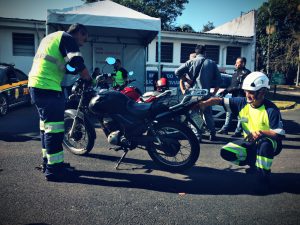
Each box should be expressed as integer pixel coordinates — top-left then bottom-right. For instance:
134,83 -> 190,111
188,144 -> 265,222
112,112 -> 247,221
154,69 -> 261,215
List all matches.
198,72 -> 285,189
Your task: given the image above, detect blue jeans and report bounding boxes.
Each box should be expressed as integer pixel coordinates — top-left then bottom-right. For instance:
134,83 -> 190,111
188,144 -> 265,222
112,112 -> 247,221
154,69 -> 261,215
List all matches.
221,111 -> 242,133
203,105 -> 215,135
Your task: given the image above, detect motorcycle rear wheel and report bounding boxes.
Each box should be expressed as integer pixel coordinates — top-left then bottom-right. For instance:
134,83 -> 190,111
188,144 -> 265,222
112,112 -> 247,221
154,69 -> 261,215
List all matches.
147,121 -> 200,172
63,115 -> 94,155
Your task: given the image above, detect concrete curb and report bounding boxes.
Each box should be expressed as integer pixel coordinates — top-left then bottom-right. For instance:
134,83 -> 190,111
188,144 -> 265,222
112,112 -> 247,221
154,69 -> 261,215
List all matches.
273,101 -> 297,110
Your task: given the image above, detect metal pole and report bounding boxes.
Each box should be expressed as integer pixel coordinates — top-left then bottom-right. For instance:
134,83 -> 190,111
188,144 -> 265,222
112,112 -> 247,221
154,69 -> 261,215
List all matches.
266,18 -> 270,76
158,31 -> 161,78
296,47 -> 300,86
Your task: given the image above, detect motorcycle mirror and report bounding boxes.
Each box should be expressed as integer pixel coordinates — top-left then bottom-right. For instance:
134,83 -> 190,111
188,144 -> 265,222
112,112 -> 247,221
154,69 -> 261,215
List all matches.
105,57 -> 116,65
128,71 -> 134,76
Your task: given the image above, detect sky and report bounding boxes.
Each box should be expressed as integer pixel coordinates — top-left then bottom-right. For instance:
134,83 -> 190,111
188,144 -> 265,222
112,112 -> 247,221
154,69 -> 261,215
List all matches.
0,0 -> 266,31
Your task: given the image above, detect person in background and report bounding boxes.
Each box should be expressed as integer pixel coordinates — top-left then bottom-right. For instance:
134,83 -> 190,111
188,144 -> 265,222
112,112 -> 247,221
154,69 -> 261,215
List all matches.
28,23 -> 91,182
217,57 -> 251,137
61,73 -> 80,99
91,67 -> 100,80
179,53 -> 196,94
175,45 -> 221,141
197,72 -> 285,192
112,59 -> 128,88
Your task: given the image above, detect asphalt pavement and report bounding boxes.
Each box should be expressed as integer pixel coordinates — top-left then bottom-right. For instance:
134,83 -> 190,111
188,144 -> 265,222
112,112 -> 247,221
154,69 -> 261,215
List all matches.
0,105 -> 299,225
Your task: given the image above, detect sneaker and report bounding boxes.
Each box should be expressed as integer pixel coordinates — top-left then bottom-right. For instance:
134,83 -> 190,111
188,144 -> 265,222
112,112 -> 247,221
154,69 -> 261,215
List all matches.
231,132 -> 242,138
217,129 -> 228,135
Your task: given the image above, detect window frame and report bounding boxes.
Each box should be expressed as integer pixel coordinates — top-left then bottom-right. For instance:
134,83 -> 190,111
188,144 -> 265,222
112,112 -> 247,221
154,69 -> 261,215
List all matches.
12,33 -> 35,56
226,46 -> 241,65
156,42 -> 173,63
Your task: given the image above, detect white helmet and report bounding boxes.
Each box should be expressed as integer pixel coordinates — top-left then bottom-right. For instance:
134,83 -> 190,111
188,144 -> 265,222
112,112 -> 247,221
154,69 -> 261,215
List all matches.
242,72 -> 270,91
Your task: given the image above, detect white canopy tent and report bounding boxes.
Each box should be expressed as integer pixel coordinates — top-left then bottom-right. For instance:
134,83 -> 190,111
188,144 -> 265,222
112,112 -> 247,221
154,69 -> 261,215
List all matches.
47,0 -> 161,91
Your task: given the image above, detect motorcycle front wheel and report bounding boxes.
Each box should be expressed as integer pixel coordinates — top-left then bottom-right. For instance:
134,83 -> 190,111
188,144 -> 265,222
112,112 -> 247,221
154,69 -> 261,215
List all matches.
63,114 -> 95,155
147,121 -> 200,172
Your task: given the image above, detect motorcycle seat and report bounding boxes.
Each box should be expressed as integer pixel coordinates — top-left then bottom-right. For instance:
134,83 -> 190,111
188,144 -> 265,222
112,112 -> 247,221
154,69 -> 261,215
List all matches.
126,101 -> 152,118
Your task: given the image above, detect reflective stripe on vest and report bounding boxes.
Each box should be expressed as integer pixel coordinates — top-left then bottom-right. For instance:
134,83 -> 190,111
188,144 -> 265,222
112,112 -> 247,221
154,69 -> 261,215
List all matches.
47,151 -> 64,165
255,155 -> 273,170
223,142 -> 247,161
113,71 -> 125,86
28,31 -> 66,91
238,104 -> 270,138
34,53 -> 65,71
44,121 -> 64,133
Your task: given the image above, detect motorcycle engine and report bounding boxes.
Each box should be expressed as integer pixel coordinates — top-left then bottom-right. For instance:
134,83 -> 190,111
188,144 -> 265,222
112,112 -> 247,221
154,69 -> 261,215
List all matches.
108,131 -> 121,145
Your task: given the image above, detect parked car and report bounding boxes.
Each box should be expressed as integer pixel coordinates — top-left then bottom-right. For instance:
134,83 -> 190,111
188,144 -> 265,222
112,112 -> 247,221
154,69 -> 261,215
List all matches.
0,63 -> 31,116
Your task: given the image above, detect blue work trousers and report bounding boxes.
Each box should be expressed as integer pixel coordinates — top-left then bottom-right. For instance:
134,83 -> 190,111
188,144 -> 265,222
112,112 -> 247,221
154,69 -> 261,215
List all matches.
30,87 -> 65,174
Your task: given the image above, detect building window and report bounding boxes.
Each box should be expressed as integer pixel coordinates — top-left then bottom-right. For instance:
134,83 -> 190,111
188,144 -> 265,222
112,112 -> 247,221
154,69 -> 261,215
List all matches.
156,42 -> 173,63
13,33 -> 35,56
180,43 -> 196,63
205,45 -> 220,64
226,46 -> 241,65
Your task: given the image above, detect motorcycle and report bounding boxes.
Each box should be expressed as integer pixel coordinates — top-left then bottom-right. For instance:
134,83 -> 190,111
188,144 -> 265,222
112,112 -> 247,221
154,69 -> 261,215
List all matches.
63,79 -> 208,171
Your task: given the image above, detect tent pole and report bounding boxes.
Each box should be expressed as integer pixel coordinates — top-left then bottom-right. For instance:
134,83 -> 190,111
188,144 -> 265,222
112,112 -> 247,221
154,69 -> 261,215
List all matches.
158,31 -> 161,78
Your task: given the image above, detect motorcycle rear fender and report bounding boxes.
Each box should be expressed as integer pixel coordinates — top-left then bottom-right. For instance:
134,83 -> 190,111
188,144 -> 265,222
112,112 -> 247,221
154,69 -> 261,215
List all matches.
64,109 -> 96,140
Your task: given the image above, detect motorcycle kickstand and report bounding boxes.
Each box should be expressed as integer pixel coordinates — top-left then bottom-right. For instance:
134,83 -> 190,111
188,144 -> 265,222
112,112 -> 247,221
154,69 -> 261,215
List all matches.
115,148 -> 129,170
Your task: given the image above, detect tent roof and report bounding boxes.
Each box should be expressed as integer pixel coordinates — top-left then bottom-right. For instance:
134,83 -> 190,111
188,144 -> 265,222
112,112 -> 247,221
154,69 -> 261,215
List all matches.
47,0 -> 160,45
206,11 -> 255,37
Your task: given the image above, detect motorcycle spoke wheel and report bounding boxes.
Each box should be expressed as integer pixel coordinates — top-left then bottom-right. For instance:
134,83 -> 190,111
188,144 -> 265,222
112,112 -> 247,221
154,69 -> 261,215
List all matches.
63,117 -> 93,155
147,122 -> 200,172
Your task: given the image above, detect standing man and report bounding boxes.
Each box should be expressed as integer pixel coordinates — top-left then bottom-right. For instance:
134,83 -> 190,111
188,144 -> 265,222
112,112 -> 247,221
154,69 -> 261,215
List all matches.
112,59 -> 128,88
28,23 -> 91,181
217,57 -> 251,137
175,45 -> 222,141
198,72 -> 285,191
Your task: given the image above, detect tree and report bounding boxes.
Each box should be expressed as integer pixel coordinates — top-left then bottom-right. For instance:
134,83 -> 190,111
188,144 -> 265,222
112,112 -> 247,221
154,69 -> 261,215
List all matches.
173,24 -> 195,32
256,0 -> 300,84
201,21 -> 215,32
82,0 -> 189,30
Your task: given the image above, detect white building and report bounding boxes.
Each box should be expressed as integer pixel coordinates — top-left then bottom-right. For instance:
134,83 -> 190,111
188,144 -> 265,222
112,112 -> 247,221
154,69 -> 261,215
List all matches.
0,10 -> 256,91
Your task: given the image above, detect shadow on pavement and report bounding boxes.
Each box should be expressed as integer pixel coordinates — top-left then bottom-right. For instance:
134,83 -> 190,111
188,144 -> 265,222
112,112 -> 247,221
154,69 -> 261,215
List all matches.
60,154 -> 300,196
0,133 -> 40,142
282,119 -> 300,135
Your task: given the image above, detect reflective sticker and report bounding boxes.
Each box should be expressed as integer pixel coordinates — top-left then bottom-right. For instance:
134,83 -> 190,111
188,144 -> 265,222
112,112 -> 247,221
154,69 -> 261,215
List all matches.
15,88 -> 19,99
42,148 -> 47,158
40,120 -> 45,131
23,87 -> 29,95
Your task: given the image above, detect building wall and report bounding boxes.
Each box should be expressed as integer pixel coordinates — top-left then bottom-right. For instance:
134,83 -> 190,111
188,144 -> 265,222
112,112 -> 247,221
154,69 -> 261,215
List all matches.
0,18 -> 255,91
0,27 -> 45,73
146,32 -> 254,74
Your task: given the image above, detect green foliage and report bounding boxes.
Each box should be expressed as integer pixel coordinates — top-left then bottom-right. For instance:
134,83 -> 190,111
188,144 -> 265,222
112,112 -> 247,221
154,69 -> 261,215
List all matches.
256,0 -> 300,84
201,21 -> 215,32
82,0 -> 189,30
173,24 -> 195,32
